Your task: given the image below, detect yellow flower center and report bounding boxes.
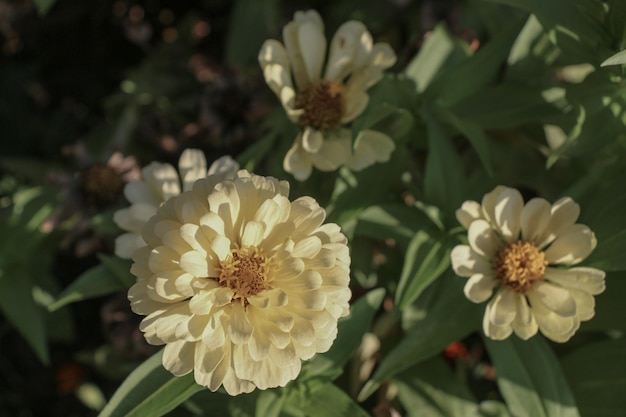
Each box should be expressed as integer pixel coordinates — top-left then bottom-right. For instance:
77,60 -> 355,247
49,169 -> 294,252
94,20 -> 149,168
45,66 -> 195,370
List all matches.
217,247 -> 272,305
493,241 -> 547,293
295,80 -> 345,131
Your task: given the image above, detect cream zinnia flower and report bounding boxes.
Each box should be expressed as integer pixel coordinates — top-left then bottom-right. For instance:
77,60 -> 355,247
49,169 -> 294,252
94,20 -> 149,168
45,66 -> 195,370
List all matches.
259,10 -> 397,181
128,170 -> 351,395
114,149 -> 239,259
451,186 -> 605,342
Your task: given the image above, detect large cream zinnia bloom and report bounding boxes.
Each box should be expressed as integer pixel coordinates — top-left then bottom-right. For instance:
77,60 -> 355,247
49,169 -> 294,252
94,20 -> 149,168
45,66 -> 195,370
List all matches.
259,10 -> 397,181
114,149 -> 239,259
129,170 -> 351,395
451,186 -> 605,343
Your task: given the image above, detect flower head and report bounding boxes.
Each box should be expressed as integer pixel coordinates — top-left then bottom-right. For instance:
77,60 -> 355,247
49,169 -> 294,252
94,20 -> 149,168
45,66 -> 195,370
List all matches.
451,186 -> 605,342
259,10 -> 397,181
114,149 -> 239,259
128,170 -> 351,394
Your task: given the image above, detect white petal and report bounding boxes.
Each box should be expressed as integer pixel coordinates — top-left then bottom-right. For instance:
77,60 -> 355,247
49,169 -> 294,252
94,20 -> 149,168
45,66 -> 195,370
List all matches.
451,245 -> 492,277
487,288 -> 518,326
529,295 -> 579,342
124,180 -> 160,206
511,294 -> 538,340
302,127 -> 324,153
179,149 -> 207,191
310,130 -> 352,172
464,274 -> 498,303
297,20 -> 326,84
180,250 -> 210,277
241,221 -> 265,247
142,162 -> 181,201
544,267 -> 606,295
565,288 -> 594,322
258,39 -> 290,69
530,281 -> 577,317
455,200 -> 483,229
284,135 -> 313,181
114,232 -> 145,259
480,185 -> 509,225
468,219 -> 502,259
494,188 -> 523,243
544,224 -> 597,265
482,301 -> 513,340
162,340 -> 194,376
347,129 -> 395,171
520,198 -> 552,242
325,21 -> 364,81
207,155 -> 239,179
539,197 -> 580,247
341,89 -> 369,123
229,303 -> 254,345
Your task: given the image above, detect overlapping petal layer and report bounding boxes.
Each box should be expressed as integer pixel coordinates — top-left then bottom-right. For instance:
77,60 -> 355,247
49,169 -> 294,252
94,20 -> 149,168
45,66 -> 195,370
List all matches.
129,170 -> 351,394
450,186 -> 605,342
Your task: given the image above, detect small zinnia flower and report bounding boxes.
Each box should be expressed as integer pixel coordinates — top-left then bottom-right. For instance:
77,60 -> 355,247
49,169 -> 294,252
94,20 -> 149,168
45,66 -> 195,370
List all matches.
128,170 -> 351,394
259,10 -> 397,181
114,149 -> 239,259
451,186 -> 605,342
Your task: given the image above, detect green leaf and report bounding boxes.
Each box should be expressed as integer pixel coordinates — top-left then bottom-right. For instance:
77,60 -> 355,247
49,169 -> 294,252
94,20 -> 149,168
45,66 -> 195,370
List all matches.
395,356 -> 480,417
405,25 -> 470,93
561,338 -> 626,417
98,254 -> 135,287
600,49 -> 626,66
450,85 -> 569,129
301,288 -> 385,381
298,382 -> 370,417
225,0 -> 279,67
98,350 -> 204,417
354,203 -> 440,248
33,0 -> 55,15
0,268 -> 49,364
49,264 -> 127,312
422,108 -> 466,226
431,19 -> 525,105
395,231 -> 452,310
441,110 -> 494,177
254,389 -> 285,417
484,337 -> 581,417
358,272 -> 482,401
607,0 -> 626,41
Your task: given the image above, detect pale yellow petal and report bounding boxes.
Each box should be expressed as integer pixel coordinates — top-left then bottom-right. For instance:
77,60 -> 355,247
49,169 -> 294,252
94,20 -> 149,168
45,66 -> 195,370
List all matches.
544,224 -> 597,265
467,219 -> 502,259
544,267 -> 606,295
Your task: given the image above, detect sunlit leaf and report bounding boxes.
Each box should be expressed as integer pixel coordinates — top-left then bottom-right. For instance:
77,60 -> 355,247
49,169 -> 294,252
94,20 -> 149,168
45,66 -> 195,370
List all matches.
49,264 -> 127,312
601,49 -> 626,66
358,272 -> 482,401
485,337 -> 581,417
98,350 -> 204,417
395,231 -> 452,310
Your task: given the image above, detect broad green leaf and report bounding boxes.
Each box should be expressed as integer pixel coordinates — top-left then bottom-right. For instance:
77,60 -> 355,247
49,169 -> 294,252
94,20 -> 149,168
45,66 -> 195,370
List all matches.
33,0 -> 55,15
98,254 -> 135,287
431,19 -> 525,105
395,356 -> 480,417
395,231 -> 452,310
561,338 -> 626,417
600,49 -> 626,66
254,389 -> 285,417
451,85 -> 569,129
301,288 -> 385,381
584,229 -> 626,271
298,382 -> 370,417
485,337 -> 581,417
98,350 -> 204,417
485,0 -> 611,53
422,109 -> 466,226
545,104 -> 585,169
351,102 -> 413,144
0,268 -> 49,363
405,25 -> 469,93
358,272 -> 482,401
225,0 -> 279,66
354,203 -> 440,248
441,110 -> 494,177
49,264 -> 127,312
607,0 -> 626,41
